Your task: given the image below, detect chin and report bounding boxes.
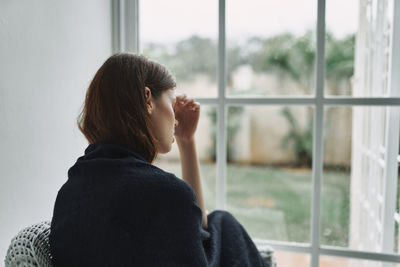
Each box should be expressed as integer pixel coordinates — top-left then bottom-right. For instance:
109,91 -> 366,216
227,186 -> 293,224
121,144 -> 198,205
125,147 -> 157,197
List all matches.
159,144 -> 172,154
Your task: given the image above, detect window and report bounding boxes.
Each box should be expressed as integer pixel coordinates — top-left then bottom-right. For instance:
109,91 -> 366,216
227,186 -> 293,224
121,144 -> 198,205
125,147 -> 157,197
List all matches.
113,0 -> 400,266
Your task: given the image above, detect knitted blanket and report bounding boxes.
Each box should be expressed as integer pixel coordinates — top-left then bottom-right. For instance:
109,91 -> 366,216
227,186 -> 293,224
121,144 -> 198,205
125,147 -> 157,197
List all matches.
49,141 -> 268,267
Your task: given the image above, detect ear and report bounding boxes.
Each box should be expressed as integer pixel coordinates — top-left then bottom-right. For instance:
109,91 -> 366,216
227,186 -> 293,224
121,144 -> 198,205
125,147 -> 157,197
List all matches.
144,86 -> 153,114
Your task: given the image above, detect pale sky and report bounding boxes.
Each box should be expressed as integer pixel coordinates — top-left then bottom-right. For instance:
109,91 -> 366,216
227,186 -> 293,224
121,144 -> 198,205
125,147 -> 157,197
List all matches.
140,0 -> 359,44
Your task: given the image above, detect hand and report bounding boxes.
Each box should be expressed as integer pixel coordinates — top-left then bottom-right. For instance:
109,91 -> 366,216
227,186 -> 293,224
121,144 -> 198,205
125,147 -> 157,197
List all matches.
173,93 -> 200,143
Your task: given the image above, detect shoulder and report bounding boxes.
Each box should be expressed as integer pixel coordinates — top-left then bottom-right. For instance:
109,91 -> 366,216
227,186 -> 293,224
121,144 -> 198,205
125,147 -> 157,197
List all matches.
149,165 -> 198,203
117,163 -> 198,204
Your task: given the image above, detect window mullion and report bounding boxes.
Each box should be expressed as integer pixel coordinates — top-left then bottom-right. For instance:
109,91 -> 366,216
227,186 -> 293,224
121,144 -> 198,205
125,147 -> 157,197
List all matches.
111,0 -> 121,53
114,0 -> 139,53
195,97 -> 400,106
125,0 -> 139,53
381,0 -> 400,258
311,0 -> 326,266
216,0 -> 227,210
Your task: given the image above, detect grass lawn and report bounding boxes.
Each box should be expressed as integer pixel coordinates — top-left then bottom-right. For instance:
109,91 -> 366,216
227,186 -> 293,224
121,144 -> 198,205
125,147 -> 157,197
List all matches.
155,160 -> 350,247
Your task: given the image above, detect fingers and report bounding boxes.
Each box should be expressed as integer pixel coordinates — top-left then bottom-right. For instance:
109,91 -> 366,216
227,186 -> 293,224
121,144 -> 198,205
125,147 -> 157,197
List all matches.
186,101 -> 200,112
178,98 -> 193,106
175,93 -> 187,104
175,93 -> 193,102
176,93 -> 200,110
183,99 -> 195,107
175,100 -> 200,112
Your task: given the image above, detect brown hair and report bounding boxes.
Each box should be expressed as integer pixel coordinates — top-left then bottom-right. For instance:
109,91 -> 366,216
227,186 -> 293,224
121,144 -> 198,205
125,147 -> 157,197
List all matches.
77,53 -> 176,163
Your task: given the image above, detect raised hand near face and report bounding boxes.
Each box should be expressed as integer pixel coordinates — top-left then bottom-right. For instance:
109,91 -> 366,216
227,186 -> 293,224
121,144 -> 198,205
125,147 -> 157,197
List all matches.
173,93 -> 200,143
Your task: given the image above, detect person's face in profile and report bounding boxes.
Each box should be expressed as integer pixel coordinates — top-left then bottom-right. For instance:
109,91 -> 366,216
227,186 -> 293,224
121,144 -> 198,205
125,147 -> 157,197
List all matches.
145,87 -> 177,153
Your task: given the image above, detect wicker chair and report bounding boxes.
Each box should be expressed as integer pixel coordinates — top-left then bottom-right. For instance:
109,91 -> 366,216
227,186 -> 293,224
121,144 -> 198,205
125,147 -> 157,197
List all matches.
4,221 -> 52,267
4,221 -> 276,267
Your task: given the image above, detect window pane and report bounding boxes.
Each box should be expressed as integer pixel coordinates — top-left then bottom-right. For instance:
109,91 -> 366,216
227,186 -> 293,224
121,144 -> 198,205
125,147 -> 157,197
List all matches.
274,251 -> 310,267
226,106 -> 313,243
153,105 -> 217,212
321,106 -> 400,254
320,255 -> 400,267
226,0 -> 316,97
140,0 -> 217,98
325,0 -> 394,96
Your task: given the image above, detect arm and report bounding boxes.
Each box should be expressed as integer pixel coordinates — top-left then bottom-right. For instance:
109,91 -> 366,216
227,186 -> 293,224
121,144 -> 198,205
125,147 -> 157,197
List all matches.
176,137 -> 208,230
173,93 -> 208,230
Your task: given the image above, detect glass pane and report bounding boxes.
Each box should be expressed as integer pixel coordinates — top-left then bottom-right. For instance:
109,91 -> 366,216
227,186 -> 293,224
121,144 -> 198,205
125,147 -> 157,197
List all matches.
321,106 -> 400,254
153,105 -> 217,212
140,0 -> 218,98
274,251 -> 310,267
226,106 -> 313,243
226,0 -> 316,97
320,255 -> 400,267
325,0 -> 394,96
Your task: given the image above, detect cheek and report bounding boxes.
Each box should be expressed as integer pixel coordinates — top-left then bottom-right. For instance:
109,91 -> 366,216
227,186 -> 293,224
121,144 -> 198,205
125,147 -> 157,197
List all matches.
167,104 -> 175,122
161,104 -> 175,128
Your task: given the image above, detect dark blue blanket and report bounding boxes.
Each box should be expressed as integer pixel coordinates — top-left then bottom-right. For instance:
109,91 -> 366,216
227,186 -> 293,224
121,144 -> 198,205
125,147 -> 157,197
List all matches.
49,141 -> 267,266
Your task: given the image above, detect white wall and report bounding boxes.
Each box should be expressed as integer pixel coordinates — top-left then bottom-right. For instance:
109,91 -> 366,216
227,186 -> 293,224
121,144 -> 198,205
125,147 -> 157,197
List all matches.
0,0 -> 112,261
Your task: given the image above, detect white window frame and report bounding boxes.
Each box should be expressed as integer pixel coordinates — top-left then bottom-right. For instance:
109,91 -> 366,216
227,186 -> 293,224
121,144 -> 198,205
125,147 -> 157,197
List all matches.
114,0 -> 400,266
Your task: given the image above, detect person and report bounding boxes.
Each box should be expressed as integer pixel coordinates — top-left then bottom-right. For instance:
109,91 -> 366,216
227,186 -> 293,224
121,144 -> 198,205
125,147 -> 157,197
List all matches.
49,53 -> 268,267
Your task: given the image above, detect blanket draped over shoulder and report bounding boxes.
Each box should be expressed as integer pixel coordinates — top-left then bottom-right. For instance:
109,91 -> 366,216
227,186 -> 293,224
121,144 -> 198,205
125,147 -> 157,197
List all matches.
49,141 -> 268,267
